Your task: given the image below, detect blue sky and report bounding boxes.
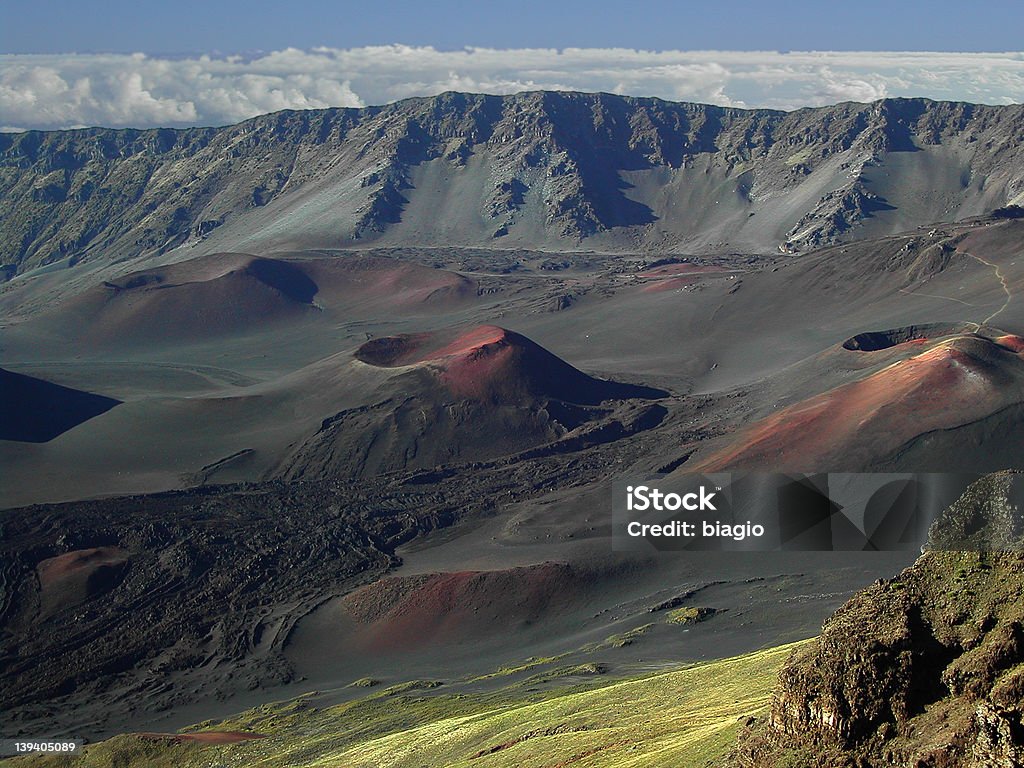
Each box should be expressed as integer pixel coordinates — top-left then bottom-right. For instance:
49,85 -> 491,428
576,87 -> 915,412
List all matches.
4,0 -> 1023,54
2,1 -> 1023,130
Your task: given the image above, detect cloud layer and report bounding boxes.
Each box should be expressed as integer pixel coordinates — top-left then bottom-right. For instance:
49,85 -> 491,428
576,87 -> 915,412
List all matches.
2,47 -> 1023,132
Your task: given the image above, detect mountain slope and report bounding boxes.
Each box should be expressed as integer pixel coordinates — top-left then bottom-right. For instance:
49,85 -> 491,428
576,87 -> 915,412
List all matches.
6,643 -> 802,768
3,94 -> 1024,278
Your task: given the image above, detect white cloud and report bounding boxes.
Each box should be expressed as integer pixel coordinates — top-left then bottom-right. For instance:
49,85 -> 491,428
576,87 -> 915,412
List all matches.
1,47 -> 1023,131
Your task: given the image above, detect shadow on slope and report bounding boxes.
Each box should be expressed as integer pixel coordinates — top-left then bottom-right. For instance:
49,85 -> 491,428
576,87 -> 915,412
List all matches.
0,368 -> 121,442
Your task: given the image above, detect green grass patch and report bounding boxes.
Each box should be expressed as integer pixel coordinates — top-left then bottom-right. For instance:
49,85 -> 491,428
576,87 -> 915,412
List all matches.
347,676 -> 380,688
10,640 -> 809,768
378,680 -> 443,696
666,606 -> 718,625
598,622 -> 654,648
785,148 -> 813,166
465,654 -> 565,683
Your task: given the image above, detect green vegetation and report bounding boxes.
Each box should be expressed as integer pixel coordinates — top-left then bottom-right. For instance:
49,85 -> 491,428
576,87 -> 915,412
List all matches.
347,677 -> 380,688
378,680 -> 444,696
10,641 -> 809,768
784,148 -> 813,166
666,606 -> 718,625
596,622 -> 654,648
466,654 -> 565,683
526,662 -> 609,682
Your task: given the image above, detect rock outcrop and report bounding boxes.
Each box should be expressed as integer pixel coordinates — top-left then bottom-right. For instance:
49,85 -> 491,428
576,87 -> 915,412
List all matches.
730,471 -> 1024,767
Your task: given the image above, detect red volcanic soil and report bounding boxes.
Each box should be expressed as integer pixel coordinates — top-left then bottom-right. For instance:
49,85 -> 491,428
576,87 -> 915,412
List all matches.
37,547 -> 127,588
337,563 -> 582,652
995,334 -> 1024,353
304,255 -> 476,310
47,253 -> 476,348
352,326 -> 506,368
60,253 -> 317,346
36,547 -> 129,617
636,264 -> 734,293
355,325 -> 663,403
137,731 -> 265,744
693,334 -> 1024,472
639,275 -> 700,293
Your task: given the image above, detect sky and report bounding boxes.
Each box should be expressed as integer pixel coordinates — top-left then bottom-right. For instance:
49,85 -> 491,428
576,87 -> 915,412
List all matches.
2,0 -> 1023,131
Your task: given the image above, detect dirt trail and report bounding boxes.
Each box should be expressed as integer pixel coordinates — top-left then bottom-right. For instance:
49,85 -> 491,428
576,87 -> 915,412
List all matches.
963,249 -> 1013,326
897,286 -> 978,308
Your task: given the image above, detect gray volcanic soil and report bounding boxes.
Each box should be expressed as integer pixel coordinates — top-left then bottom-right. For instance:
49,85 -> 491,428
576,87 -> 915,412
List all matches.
4,219 -> 1024,508
0,477 -> 914,741
2,210 -> 1024,739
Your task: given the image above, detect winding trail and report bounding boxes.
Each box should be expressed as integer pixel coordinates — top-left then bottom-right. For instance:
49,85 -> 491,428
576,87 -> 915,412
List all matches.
896,287 -> 977,308
895,244 -> 1013,332
963,249 -> 1013,326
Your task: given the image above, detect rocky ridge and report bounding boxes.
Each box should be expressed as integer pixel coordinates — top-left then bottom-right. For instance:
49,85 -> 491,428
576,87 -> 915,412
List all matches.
3,94 -> 1024,277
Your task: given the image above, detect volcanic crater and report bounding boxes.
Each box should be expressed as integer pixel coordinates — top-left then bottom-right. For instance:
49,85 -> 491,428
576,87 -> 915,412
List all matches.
354,325 -> 665,403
